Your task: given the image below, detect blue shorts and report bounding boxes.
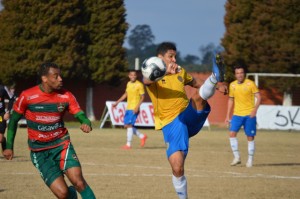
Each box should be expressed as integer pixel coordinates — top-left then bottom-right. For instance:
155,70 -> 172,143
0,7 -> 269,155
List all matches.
162,101 -> 210,158
230,115 -> 257,136
124,110 -> 138,126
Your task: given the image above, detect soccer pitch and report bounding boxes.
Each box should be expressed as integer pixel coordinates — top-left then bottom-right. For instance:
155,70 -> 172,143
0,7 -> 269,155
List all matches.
1,127 -> 300,199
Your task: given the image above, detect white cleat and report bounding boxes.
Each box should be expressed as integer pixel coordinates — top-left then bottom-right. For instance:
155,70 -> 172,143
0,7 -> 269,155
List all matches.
246,161 -> 253,168
230,158 -> 241,166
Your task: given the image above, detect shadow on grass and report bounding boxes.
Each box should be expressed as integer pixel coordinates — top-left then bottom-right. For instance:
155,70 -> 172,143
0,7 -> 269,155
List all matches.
255,163 -> 300,167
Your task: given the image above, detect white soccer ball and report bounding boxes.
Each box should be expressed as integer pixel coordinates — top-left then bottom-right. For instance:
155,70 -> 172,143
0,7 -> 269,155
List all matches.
141,56 -> 167,81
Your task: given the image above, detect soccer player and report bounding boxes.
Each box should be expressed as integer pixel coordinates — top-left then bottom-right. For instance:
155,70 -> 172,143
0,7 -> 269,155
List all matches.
112,70 -> 147,149
225,65 -> 261,168
143,42 -> 226,199
0,83 -> 16,153
3,63 -> 96,199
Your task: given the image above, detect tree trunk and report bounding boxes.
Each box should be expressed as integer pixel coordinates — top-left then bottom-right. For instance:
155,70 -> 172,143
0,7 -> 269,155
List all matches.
86,86 -> 96,121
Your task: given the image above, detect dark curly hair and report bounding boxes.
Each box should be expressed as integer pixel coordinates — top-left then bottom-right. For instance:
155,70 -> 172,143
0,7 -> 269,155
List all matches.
38,62 -> 59,78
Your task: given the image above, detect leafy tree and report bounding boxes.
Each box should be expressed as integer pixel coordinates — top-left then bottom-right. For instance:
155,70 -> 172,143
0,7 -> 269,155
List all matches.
183,55 -> 200,65
128,24 -> 155,52
222,0 -> 300,92
84,0 -> 128,85
0,0 -> 89,84
0,0 -> 128,119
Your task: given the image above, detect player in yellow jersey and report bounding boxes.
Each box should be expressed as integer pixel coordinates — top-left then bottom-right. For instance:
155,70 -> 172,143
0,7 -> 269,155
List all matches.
143,42 -> 226,199
113,70 -> 147,150
225,65 -> 261,168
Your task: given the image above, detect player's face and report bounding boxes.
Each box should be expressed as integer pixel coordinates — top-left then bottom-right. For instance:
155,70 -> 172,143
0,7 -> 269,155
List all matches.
44,67 -> 63,91
159,49 -> 177,66
235,68 -> 245,83
128,71 -> 137,82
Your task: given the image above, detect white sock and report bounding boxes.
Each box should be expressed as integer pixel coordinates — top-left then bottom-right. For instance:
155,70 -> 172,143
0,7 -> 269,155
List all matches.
248,140 -> 255,162
230,137 -> 240,159
172,175 -> 188,199
199,74 -> 217,100
132,127 -> 144,138
126,127 -> 133,146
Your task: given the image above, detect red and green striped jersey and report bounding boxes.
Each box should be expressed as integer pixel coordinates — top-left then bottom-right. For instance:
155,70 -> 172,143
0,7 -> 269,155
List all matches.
13,85 -> 82,151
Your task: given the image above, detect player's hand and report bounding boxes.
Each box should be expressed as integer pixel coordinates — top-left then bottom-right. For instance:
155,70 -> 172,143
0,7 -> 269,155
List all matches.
250,110 -> 257,118
112,103 -> 118,108
80,124 -> 92,133
3,112 -> 10,120
133,107 -> 139,114
216,83 -> 228,95
3,149 -> 14,160
225,117 -> 231,128
166,62 -> 181,74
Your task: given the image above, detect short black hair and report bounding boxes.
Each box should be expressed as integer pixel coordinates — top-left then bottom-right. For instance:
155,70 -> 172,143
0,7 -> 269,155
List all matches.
233,65 -> 248,74
156,42 -> 177,56
128,69 -> 138,73
38,62 -> 59,77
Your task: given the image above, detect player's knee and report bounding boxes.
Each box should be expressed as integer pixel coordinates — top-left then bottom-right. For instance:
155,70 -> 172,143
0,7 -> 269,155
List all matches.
55,187 -> 69,199
72,179 -> 86,192
172,165 -> 184,177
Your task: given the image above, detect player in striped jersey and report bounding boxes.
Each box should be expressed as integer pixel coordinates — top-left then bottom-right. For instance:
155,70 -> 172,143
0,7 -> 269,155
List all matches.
3,63 -> 95,199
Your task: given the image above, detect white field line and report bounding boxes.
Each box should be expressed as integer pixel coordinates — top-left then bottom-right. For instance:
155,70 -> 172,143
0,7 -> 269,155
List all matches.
2,162 -> 299,180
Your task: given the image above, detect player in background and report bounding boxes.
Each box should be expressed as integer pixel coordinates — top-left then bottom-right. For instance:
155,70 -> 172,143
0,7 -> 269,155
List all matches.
0,83 -> 16,153
113,70 -> 147,150
3,63 -> 96,199
225,65 -> 261,168
143,42 -> 226,199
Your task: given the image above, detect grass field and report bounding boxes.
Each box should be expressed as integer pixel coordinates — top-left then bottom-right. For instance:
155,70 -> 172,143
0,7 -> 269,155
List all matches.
0,126 -> 300,199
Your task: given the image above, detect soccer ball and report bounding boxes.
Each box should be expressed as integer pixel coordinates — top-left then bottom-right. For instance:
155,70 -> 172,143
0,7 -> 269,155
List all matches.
141,56 -> 167,81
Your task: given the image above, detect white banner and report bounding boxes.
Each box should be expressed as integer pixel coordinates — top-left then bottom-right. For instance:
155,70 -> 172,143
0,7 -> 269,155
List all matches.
105,101 -> 155,127
257,105 -> 300,130
102,101 -> 210,128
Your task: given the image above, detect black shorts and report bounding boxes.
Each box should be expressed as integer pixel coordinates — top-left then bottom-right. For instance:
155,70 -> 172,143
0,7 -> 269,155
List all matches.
0,112 -> 7,134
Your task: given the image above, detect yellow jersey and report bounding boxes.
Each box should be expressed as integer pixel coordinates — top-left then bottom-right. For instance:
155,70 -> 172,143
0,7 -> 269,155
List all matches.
146,68 -> 193,130
126,80 -> 145,110
229,79 -> 259,116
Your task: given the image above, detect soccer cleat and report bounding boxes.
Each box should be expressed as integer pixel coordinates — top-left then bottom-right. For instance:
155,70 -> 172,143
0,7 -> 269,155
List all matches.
246,161 -> 253,168
212,52 -> 225,82
121,145 -> 132,150
230,157 -> 241,166
140,134 -> 148,147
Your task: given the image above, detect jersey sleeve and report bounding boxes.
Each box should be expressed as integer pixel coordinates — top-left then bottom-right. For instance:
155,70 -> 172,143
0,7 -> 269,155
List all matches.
182,68 -> 193,85
229,83 -> 234,98
13,91 -> 27,114
251,81 -> 259,93
139,82 -> 145,95
67,92 -> 82,115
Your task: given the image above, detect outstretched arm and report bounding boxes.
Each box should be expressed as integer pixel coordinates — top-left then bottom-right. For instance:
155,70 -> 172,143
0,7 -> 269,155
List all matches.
3,111 -> 23,160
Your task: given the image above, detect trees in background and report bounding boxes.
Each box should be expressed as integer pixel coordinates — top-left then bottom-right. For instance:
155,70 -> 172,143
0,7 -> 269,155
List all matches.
125,24 -> 220,72
0,0 -> 128,119
222,0 -> 300,99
